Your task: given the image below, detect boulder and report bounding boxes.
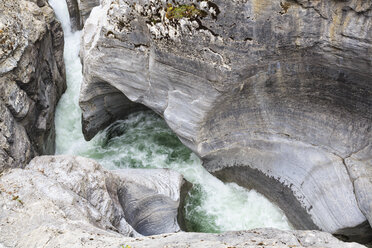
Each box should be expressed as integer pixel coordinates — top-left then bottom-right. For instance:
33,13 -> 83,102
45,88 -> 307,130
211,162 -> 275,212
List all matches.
19,155 -> 184,236
113,168 -> 184,235
79,0 -> 372,241
0,0 -> 66,171
26,155 -> 137,237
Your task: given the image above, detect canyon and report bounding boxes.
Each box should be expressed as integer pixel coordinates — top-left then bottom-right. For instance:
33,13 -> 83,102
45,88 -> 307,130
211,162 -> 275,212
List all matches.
0,0 -> 371,247
79,0 -> 372,242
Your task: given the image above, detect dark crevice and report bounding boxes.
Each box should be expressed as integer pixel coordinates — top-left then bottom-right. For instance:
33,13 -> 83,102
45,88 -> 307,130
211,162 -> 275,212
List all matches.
195,18 -> 220,38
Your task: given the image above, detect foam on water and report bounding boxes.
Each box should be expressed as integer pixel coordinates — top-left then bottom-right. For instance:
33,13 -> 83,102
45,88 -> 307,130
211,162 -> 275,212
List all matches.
49,0 -> 292,233
79,113 -> 291,232
49,0 -> 86,155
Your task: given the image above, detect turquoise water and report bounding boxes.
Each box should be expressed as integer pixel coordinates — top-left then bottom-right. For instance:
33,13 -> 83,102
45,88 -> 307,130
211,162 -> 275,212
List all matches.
77,112 -> 291,232
50,0 -> 291,233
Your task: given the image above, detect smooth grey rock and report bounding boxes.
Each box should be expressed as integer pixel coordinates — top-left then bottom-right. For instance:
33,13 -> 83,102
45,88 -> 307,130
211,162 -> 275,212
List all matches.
80,80 -> 148,141
27,155 -> 137,237
26,155 -> 185,236
0,0 -> 66,171
345,147 -> 372,230
80,0 -> 372,241
113,169 -> 184,236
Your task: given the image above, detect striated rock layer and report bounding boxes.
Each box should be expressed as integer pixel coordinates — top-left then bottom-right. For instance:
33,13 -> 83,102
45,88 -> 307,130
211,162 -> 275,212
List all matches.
0,155 -> 190,246
0,0 -> 66,171
26,155 -> 186,236
80,0 -> 372,241
66,0 -> 100,30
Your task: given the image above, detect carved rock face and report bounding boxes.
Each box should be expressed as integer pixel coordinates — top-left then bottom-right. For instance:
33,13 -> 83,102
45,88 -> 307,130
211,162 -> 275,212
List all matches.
0,155 -> 188,245
79,0 -> 372,241
0,0 -> 66,171
0,156 -> 366,247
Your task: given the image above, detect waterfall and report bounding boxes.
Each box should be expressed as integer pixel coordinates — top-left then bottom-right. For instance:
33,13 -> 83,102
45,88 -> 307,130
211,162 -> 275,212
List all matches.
49,0 -> 292,233
49,0 -> 87,155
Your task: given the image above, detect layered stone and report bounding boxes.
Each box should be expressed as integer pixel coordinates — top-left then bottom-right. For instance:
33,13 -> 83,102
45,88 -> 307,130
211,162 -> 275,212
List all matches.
79,0 -> 372,241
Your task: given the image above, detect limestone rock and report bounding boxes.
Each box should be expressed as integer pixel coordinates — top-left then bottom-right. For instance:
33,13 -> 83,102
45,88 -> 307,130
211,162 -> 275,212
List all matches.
78,0 -> 100,25
27,155 -> 137,237
120,230 -> 367,248
0,101 -> 32,171
66,0 -> 100,30
345,148 -> 372,229
0,167 -> 130,248
0,0 -> 66,170
0,155 -> 365,247
113,168 -> 184,235
26,155 -> 185,236
80,0 -> 372,241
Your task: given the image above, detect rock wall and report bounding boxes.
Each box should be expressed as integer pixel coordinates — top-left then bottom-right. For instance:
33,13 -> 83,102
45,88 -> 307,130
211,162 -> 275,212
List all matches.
0,0 -> 66,171
79,0 -> 372,241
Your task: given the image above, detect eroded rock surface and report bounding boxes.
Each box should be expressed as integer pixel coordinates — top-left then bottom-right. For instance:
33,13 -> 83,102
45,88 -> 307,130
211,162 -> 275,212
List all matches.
0,155 -> 366,247
80,0 -> 372,241
0,155 -> 186,240
26,155 -> 137,237
0,0 -> 66,171
345,149 -> 372,230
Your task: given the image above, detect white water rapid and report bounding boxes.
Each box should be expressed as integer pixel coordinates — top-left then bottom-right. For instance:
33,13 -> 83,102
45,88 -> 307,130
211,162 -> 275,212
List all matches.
49,0 -> 292,233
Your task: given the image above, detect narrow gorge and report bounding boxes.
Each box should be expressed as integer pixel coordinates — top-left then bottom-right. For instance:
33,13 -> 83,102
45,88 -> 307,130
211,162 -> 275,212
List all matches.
0,0 -> 371,247
52,0 -> 292,234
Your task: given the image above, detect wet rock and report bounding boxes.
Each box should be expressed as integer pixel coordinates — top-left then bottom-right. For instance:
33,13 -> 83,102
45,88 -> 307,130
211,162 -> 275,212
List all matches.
66,0 -> 100,30
0,0 -> 66,170
79,0 -> 372,241
66,0 -> 83,31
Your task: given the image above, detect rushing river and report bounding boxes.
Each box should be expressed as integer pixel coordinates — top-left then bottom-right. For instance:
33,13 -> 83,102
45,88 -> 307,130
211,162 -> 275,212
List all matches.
49,0 -> 291,233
